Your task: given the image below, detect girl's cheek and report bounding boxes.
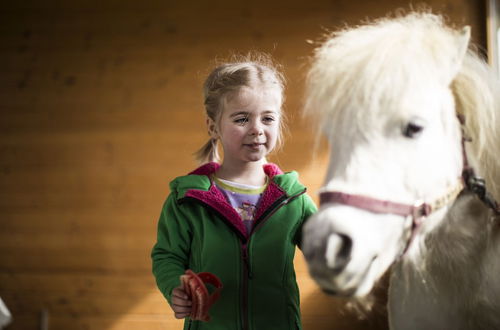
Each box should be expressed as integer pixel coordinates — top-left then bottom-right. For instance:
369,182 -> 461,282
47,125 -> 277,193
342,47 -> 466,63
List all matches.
234,126 -> 246,136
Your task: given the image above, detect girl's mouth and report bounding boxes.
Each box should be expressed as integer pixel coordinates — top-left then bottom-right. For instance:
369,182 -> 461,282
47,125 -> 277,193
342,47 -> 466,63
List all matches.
245,143 -> 265,149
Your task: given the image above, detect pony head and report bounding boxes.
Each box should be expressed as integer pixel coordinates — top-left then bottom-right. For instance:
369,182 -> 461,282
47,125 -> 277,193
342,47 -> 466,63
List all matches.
302,12 -> 500,298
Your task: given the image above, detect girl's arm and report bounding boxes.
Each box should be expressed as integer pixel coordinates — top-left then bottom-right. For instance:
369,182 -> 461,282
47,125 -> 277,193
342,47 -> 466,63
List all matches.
151,194 -> 193,306
295,193 -> 318,249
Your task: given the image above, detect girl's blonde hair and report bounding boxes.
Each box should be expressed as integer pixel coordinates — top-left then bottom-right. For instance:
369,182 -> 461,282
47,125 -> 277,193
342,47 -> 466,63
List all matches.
194,53 -> 286,164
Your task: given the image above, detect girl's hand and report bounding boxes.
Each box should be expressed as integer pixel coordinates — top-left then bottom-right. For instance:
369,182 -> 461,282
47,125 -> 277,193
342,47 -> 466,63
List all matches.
171,286 -> 192,319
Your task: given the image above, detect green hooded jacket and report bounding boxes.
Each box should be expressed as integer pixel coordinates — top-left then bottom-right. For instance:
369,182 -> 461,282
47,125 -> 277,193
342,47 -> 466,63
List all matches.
151,162 -> 317,330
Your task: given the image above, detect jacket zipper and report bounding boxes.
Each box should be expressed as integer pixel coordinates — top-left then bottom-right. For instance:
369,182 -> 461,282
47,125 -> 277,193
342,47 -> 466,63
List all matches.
251,188 -> 307,236
240,188 -> 307,330
241,242 -> 250,330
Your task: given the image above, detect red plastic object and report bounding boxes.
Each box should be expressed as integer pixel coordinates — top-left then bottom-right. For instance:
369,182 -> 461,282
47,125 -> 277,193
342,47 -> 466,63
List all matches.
180,269 -> 223,321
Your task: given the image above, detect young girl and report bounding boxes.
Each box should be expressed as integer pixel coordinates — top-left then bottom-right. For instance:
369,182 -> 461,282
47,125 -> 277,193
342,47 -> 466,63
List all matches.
151,54 -> 317,330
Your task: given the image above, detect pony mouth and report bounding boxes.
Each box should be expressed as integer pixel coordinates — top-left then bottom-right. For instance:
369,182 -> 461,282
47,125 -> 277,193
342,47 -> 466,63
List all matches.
320,285 -> 357,297
313,256 -> 377,297
338,256 -> 378,296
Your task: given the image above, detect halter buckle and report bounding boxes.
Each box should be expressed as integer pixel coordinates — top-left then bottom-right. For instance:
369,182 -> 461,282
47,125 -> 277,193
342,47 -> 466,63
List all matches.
412,201 -> 431,219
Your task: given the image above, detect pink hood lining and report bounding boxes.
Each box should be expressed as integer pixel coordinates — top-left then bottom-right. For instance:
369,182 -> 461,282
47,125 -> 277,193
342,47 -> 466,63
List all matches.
185,162 -> 286,238
188,162 -> 283,178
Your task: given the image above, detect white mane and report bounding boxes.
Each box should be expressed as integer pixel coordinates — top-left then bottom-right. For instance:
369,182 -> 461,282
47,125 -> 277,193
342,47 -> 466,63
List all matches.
452,53 -> 500,200
304,12 -> 500,200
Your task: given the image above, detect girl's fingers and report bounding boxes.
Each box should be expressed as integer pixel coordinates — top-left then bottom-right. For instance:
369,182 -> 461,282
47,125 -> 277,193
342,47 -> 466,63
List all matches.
172,302 -> 192,319
171,294 -> 192,307
174,311 -> 191,319
171,286 -> 192,318
172,304 -> 192,313
173,299 -> 192,307
172,287 -> 190,300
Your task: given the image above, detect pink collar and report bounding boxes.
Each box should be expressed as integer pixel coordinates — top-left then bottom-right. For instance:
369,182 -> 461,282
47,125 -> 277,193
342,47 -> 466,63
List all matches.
189,162 -> 283,178
185,162 -> 286,239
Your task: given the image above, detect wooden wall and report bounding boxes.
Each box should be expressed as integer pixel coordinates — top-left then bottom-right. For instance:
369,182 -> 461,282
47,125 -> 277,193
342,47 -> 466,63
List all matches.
0,1 -> 485,329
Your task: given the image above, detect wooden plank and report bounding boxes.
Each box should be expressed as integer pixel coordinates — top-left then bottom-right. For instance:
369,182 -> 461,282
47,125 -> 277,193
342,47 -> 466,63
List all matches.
0,249 -> 152,273
3,314 -> 182,330
0,209 -> 165,230
0,273 -> 156,293
1,290 -> 168,316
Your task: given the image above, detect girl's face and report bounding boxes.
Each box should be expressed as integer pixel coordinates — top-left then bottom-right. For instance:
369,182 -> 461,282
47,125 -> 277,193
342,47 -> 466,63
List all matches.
212,86 -> 281,166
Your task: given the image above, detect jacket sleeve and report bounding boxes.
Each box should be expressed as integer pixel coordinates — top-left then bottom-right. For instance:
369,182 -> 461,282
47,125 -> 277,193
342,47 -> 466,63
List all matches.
151,193 -> 192,305
295,193 -> 317,249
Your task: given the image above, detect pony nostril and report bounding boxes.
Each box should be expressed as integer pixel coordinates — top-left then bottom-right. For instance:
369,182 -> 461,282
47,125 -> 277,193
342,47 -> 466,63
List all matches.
321,287 -> 338,295
325,233 -> 352,272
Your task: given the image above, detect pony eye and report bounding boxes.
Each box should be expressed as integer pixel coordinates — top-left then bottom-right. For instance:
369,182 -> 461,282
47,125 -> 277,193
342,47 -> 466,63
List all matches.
402,120 -> 424,138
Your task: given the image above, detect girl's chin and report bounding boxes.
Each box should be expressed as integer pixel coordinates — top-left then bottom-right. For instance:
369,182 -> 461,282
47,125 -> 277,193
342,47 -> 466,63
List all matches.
243,153 -> 267,163
245,156 -> 266,163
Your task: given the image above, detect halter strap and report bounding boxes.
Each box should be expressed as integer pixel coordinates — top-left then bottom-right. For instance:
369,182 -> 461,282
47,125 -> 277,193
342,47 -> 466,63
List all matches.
320,192 -> 430,218
319,181 -> 464,219
462,168 -> 500,214
458,114 -> 500,215
319,180 -> 464,256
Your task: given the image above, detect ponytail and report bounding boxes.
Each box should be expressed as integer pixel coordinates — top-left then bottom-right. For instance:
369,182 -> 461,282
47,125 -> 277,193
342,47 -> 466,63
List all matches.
194,138 -> 220,164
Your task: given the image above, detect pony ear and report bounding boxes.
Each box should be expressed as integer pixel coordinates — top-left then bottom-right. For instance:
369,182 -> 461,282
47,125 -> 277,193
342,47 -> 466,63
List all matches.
447,26 -> 470,84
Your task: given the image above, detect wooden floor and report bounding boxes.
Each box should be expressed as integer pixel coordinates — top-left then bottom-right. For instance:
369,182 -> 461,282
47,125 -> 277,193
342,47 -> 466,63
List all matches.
0,0 -> 485,329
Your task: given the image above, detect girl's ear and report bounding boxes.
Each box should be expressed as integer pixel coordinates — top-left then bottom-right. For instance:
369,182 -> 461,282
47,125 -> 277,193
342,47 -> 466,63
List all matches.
207,118 -> 218,139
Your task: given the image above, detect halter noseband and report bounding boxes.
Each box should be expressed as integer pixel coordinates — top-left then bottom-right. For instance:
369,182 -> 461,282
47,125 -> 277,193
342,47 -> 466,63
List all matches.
319,115 -> 500,256
319,181 -> 464,255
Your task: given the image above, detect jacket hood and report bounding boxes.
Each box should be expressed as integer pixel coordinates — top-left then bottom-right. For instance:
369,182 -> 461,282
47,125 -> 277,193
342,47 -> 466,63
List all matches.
168,162 -> 307,239
170,162 -> 305,199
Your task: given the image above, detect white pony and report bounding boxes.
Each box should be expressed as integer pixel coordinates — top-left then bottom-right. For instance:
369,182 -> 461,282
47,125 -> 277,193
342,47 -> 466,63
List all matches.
301,13 -> 500,330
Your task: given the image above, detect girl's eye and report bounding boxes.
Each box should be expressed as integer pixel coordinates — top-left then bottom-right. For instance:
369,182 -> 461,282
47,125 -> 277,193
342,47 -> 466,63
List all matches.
263,116 -> 276,123
234,117 -> 248,125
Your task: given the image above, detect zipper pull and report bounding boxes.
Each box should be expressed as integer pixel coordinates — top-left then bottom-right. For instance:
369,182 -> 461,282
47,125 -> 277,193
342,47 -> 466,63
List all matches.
242,245 -> 253,279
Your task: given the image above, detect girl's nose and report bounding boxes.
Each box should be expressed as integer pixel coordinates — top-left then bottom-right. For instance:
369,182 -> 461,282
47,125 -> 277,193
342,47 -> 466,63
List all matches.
249,122 -> 264,136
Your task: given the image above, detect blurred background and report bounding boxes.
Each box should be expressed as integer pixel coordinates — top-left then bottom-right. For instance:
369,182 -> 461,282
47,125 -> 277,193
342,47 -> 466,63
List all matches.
0,0 -> 488,329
